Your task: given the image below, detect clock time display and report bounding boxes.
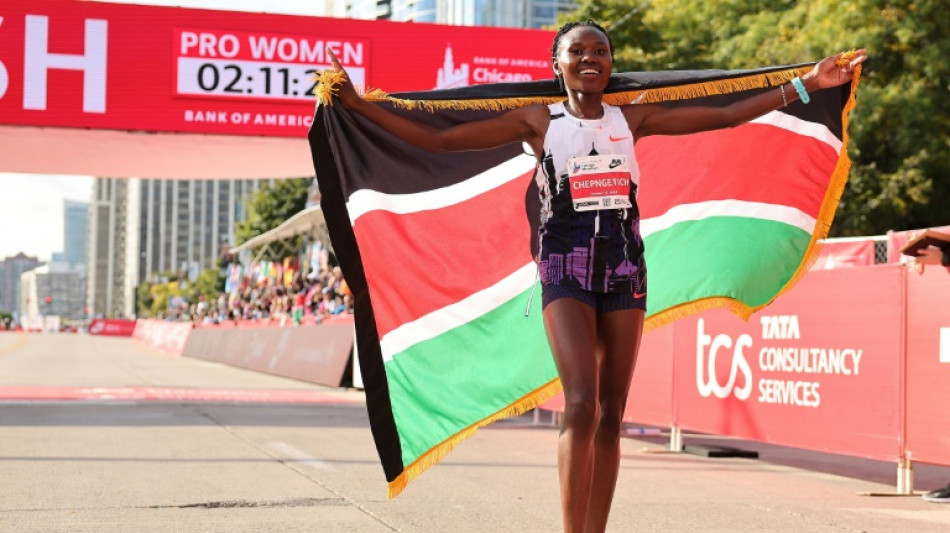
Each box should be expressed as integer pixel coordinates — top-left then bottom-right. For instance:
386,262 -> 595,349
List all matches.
174,28 -> 367,102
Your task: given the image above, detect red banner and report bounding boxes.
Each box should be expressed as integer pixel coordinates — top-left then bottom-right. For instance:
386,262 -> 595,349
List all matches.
0,0 -> 554,137
672,266 -> 905,462
905,266 -> 950,465
87,318 -> 136,336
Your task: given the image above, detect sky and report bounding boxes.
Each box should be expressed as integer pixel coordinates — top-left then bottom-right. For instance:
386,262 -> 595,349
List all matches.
0,1 -> 332,262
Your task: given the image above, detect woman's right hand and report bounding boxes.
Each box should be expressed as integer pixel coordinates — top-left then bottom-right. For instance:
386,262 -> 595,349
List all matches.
325,46 -> 361,108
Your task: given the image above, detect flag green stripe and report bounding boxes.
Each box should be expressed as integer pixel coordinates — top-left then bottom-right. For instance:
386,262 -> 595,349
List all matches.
384,285 -> 555,465
644,216 -> 811,315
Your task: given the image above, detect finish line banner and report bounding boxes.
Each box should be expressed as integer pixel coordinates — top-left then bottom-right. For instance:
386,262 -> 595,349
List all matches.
0,0 -> 553,137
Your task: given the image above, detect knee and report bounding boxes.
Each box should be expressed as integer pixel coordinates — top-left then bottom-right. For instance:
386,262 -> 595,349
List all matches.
597,402 -> 625,440
563,394 -> 599,433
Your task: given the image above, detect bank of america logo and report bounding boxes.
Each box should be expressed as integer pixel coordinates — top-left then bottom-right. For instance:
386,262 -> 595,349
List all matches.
435,44 -> 469,89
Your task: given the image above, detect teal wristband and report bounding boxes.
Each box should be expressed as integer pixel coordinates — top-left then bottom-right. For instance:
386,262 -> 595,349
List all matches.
790,76 -> 810,104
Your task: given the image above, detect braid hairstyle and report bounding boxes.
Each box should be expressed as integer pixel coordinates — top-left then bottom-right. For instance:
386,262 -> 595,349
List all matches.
550,20 -> 614,95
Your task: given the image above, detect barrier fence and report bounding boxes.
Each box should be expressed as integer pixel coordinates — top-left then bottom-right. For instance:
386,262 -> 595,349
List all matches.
132,319 -> 192,355
183,322 -> 353,387
542,262 -> 948,492
131,317 -> 355,387
128,262 -> 947,492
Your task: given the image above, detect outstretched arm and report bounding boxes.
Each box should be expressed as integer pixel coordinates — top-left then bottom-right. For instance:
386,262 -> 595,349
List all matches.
325,48 -> 546,154
628,50 -> 867,140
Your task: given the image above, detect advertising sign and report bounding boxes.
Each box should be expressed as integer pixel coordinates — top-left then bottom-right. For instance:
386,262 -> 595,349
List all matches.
88,318 -> 136,336
673,266 -> 905,461
0,0 -> 555,137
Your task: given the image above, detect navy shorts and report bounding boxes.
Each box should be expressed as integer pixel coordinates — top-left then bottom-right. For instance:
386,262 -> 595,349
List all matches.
541,283 -> 646,313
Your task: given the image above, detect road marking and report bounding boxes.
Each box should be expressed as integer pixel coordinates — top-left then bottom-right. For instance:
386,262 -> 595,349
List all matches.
0,385 -> 362,404
266,441 -> 338,472
0,333 -> 28,356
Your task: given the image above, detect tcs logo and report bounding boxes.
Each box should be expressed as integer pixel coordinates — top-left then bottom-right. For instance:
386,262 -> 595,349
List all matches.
696,318 -> 753,400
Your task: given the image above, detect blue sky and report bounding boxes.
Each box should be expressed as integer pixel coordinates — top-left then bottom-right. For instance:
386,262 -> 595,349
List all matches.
0,1 -> 332,261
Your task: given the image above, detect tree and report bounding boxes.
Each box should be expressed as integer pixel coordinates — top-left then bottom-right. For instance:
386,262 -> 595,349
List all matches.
135,280 -> 153,317
235,178 -> 311,245
565,0 -> 949,236
187,267 -> 225,304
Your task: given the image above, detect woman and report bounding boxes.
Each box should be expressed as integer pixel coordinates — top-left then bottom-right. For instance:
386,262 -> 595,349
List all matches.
326,21 -> 865,533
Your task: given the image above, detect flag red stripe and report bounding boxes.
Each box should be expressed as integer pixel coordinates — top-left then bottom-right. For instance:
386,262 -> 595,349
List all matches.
353,170 -> 536,339
637,123 -> 839,219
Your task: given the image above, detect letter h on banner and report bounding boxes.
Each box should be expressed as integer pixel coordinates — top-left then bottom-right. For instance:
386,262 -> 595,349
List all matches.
23,15 -> 108,113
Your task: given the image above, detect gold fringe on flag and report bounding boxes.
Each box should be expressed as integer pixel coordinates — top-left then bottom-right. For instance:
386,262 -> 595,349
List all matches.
360,68 -> 811,111
643,65 -> 863,333
387,377 -> 563,499
312,66 -> 815,112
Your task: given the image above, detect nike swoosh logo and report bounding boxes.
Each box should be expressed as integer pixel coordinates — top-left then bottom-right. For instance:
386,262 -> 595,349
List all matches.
609,135 -> 630,142
633,292 -> 647,299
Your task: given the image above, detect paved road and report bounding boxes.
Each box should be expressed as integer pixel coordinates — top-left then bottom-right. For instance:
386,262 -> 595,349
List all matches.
1,332 -> 949,532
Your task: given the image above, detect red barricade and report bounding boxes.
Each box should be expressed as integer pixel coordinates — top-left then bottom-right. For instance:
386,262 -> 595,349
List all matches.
88,318 -> 137,336
183,324 -> 354,387
905,265 -> 950,465
673,265 -> 905,462
543,264 -> 923,467
132,319 -> 192,355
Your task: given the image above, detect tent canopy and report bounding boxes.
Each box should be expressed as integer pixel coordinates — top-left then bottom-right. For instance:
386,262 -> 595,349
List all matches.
229,204 -> 328,258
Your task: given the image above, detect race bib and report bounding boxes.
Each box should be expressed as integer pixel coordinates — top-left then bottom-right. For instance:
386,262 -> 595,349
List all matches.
567,155 -> 634,212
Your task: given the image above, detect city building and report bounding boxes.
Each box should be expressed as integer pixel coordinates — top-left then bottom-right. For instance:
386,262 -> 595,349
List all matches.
344,0 -> 577,28
87,178 -> 266,318
63,199 -> 89,271
0,252 -> 41,315
19,265 -> 86,324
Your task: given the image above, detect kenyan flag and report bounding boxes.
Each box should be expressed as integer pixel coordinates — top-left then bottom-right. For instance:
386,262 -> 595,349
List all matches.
308,65 -> 860,497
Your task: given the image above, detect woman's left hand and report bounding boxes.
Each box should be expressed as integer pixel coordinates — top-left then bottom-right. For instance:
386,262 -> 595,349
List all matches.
804,49 -> 867,89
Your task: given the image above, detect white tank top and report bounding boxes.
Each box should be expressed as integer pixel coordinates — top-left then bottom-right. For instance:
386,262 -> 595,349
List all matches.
535,101 -> 646,293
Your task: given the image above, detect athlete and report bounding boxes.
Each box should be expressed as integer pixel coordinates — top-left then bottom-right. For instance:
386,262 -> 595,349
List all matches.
325,21 -> 865,533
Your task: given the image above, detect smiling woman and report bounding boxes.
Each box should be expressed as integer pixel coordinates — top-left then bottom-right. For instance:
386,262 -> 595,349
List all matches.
319,17 -> 864,532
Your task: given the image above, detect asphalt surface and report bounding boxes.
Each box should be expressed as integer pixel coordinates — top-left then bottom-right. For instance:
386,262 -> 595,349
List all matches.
1,332 -> 950,532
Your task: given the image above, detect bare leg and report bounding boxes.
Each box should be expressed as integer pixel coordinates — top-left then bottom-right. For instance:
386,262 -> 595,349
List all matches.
585,308 -> 644,533
543,298 -> 599,533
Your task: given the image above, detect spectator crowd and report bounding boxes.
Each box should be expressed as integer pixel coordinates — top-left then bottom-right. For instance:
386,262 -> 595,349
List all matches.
162,265 -> 353,326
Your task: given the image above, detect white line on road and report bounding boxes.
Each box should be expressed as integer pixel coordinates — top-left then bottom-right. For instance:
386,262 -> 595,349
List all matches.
266,441 -> 338,472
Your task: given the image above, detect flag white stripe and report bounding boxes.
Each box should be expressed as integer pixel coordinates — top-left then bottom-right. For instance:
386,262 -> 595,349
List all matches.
641,200 -> 816,238
347,112 -> 835,226
750,111 -> 841,153
347,154 -> 537,224
382,202 -> 813,362
380,262 -> 537,362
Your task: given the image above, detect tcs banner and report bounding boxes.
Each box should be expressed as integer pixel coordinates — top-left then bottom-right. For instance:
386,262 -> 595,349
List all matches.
0,0 -> 554,137
674,266 -> 905,461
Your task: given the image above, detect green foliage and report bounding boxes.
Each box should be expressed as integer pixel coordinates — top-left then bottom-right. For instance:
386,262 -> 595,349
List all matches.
565,0 -> 949,235
187,267 -> 225,304
135,280 -> 153,317
235,178 -> 311,245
